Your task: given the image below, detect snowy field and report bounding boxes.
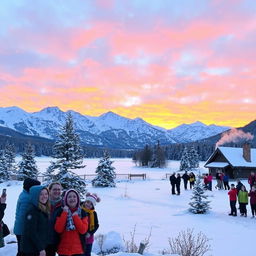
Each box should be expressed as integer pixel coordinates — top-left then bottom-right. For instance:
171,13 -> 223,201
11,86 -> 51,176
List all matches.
0,158 -> 254,256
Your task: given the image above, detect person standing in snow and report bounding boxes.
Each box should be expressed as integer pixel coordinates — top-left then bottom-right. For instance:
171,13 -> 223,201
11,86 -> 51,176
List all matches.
223,173 -> 230,190
238,185 -> 248,217
182,171 -> 189,190
189,172 -> 196,189
55,189 -> 88,256
248,172 -> 256,189
236,179 -> 244,195
14,178 -> 41,256
81,193 -> 100,256
0,190 -> 7,248
207,173 -> 213,191
176,174 -> 181,195
20,185 -> 50,256
228,184 -> 237,216
248,186 -> 256,218
45,182 -> 63,256
169,173 -> 177,195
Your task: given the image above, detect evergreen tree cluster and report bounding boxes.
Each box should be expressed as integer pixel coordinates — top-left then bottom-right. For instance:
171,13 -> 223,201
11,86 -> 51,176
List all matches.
179,146 -> 199,172
133,142 -> 166,168
189,177 -> 211,214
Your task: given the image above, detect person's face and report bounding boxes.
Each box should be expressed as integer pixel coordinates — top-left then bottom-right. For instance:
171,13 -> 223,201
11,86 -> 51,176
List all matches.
39,189 -> 49,205
50,184 -> 62,201
67,192 -> 78,209
83,200 -> 93,210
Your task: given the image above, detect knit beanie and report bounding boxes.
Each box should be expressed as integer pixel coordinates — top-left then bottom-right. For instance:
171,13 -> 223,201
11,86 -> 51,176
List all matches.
23,178 -> 41,192
85,192 -> 101,206
63,189 -> 80,208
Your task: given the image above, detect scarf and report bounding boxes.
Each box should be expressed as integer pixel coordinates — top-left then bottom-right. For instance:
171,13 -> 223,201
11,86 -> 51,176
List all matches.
66,207 -> 81,231
83,208 -> 95,231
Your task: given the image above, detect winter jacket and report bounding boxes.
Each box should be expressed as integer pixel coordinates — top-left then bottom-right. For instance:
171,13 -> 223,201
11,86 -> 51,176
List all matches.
236,182 -> 244,194
0,203 -> 6,248
81,207 -> 99,244
228,188 -> 237,201
223,175 -> 229,182
238,191 -> 248,204
248,175 -> 256,186
248,191 -> 256,204
207,175 -> 213,182
182,173 -> 189,182
169,175 -> 177,185
55,208 -> 88,255
20,185 -> 49,254
14,190 -> 31,235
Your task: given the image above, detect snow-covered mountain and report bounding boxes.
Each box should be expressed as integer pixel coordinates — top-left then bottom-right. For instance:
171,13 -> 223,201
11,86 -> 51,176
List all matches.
0,106 -> 230,149
168,121 -> 230,143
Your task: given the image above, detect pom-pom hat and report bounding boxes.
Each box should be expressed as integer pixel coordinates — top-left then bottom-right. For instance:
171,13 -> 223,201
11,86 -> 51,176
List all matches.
85,192 -> 100,206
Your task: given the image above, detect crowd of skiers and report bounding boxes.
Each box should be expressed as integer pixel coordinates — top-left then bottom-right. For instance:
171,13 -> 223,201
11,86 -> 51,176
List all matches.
0,178 -> 100,256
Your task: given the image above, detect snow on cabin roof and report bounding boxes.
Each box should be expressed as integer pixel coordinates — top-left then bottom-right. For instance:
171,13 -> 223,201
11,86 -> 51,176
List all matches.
205,162 -> 229,168
218,147 -> 256,168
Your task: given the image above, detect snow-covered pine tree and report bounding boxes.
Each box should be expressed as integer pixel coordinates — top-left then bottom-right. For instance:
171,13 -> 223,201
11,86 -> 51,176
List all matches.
0,150 -> 8,182
179,146 -> 190,171
92,151 -> 116,187
4,142 -> 17,176
46,112 -> 86,196
189,177 -> 211,214
17,143 -> 39,180
189,146 -> 199,168
150,141 -> 166,168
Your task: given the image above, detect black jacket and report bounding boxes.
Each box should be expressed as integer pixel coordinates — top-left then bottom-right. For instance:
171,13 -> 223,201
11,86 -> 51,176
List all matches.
21,205 -> 49,253
169,175 -> 177,185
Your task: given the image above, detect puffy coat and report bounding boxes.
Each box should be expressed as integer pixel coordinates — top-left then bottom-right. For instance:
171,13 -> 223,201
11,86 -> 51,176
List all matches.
55,209 -> 88,255
238,191 -> 248,204
228,188 -> 237,201
13,190 -> 31,235
20,185 -> 49,254
248,191 -> 256,204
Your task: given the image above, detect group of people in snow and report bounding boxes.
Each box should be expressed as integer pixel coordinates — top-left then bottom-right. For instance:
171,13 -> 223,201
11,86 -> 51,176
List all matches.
1,178 -> 100,256
169,171 -> 196,195
228,172 -> 256,218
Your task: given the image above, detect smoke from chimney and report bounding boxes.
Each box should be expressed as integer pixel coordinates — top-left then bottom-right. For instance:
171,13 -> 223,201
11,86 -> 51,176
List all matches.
216,128 -> 254,147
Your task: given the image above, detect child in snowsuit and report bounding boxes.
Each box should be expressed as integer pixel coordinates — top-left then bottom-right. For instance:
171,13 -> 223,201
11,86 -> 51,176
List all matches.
81,193 -> 100,256
238,185 -> 248,217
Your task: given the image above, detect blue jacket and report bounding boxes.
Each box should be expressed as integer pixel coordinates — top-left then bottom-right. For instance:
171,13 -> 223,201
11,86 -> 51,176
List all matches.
14,190 -> 31,235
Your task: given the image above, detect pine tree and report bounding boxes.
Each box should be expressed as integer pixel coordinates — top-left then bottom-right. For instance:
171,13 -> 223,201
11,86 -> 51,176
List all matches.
46,112 -> 86,195
189,146 -> 199,168
17,143 -> 39,180
0,151 -> 8,182
180,147 -> 190,171
150,141 -> 166,168
189,177 -> 211,214
92,151 -> 116,187
4,142 -> 17,176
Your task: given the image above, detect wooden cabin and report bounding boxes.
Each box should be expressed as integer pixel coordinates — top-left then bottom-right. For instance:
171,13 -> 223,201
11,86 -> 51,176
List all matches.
204,143 -> 256,179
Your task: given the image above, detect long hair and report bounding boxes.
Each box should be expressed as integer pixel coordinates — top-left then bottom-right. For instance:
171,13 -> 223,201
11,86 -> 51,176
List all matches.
38,188 -> 51,215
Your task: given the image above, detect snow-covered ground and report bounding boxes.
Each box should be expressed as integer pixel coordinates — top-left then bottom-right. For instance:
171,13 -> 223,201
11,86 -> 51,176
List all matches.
0,158 -> 254,256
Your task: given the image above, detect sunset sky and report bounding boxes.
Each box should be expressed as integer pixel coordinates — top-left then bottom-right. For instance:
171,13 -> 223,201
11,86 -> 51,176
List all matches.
0,0 -> 255,129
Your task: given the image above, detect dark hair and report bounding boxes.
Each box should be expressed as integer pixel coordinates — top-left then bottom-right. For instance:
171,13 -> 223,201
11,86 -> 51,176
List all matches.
48,182 -> 62,191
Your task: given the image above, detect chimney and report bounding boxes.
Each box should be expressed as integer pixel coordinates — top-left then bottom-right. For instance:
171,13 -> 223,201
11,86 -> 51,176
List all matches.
243,143 -> 251,162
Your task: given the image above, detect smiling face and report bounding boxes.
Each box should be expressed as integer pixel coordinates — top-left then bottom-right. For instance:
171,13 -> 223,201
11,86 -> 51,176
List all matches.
39,189 -> 49,205
66,191 -> 78,209
49,183 -> 62,201
83,200 -> 93,210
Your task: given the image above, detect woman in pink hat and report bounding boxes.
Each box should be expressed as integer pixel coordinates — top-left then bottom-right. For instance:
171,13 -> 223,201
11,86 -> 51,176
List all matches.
55,189 -> 88,256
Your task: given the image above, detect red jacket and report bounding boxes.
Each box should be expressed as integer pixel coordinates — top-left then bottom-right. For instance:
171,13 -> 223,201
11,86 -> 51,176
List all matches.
248,191 -> 256,204
55,210 -> 88,255
228,188 -> 237,201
